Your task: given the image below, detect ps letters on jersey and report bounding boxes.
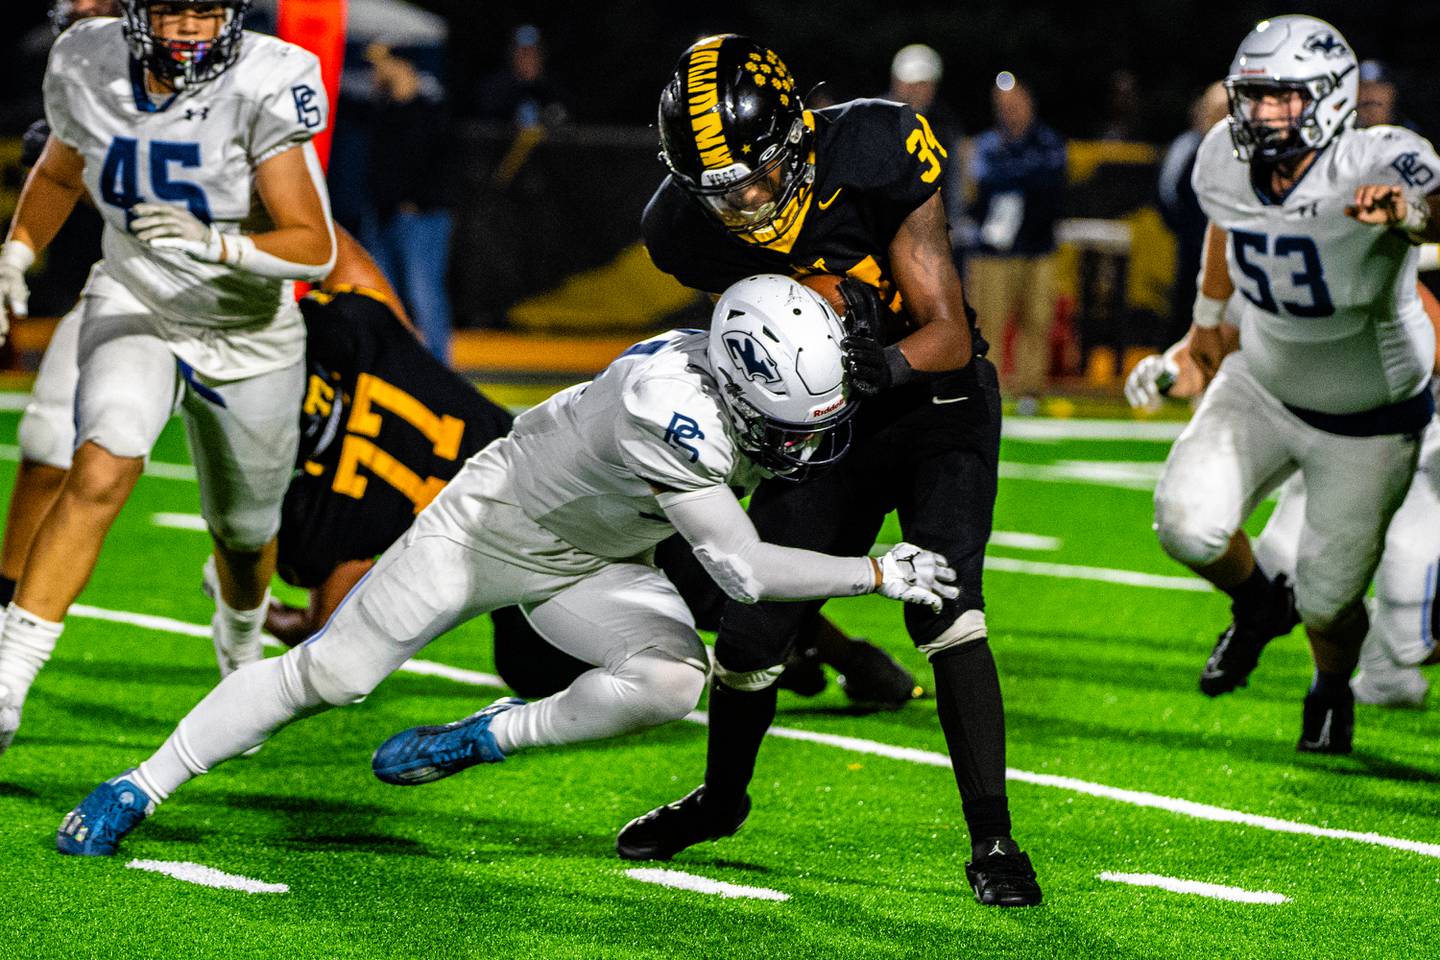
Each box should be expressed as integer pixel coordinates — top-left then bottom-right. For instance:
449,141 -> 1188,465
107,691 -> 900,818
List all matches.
1391,152 -> 1435,189
293,85 -> 322,129
664,412 -> 704,463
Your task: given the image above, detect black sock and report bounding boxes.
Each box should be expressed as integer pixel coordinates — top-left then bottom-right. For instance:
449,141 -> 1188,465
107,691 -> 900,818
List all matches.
1227,564 -> 1273,614
0,576 -> 14,607
1309,669 -> 1350,700
702,679 -> 777,815
931,640 -> 1011,844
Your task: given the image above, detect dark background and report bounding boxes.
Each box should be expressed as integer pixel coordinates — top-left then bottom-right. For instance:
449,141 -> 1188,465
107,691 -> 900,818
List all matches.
6,1 -> 1437,140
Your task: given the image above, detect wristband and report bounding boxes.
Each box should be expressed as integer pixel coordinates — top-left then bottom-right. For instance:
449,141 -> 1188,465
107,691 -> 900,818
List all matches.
1192,293 -> 1226,329
0,240 -> 36,274
883,343 -> 937,386
1398,199 -> 1430,242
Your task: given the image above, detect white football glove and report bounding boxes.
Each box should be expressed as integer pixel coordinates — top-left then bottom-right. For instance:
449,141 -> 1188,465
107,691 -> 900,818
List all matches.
1123,353 -> 1177,412
875,542 -> 958,613
0,240 -> 35,344
130,202 -> 227,263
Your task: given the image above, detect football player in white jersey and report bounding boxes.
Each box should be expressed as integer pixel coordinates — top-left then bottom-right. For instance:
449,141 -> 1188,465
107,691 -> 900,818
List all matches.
1128,279 -> 1440,708
0,0 -> 335,759
1151,15 -> 1440,753
54,275 -> 960,856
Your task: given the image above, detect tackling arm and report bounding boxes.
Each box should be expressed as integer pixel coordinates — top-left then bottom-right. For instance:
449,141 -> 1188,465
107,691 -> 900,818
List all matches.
660,485 -> 957,611
5,137 -> 87,261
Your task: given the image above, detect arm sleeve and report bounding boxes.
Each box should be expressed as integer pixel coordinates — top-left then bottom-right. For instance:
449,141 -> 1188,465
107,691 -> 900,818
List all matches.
249,44 -> 329,164
657,484 -> 875,603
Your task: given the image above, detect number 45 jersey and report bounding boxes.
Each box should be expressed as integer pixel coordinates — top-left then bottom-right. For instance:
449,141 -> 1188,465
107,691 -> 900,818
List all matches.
1192,120 -> 1440,414
43,17 -> 327,377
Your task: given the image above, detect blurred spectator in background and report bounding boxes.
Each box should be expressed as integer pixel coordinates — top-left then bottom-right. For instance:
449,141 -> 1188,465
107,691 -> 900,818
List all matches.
1356,60 -> 1421,133
1156,81 -> 1227,345
1097,68 -> 1141,140
964,73 -> 1066,409
886,43 -> 965,267
361,42 -> 454,363
476,24 -> 568,128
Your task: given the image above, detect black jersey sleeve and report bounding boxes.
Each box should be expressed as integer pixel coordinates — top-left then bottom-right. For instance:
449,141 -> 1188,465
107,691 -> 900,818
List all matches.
823,99 -> 948,239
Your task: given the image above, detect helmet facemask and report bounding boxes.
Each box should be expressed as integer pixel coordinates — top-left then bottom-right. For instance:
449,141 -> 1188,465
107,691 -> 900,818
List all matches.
1224,79 -> 1333,163
683,118 -> 813,239
121,0 -> 250,90
715,370 -> 855,481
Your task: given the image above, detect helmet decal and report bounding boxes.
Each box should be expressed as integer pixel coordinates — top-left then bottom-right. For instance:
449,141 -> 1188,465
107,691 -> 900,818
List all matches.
723,332 -> 784,385
1301,32 -> 1348,59
684,36 -> 733,171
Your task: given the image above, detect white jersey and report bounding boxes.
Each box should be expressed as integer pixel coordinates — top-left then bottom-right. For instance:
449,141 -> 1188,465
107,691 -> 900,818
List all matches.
504,330 -> 766,560
43,18 -> 328,379
1193,120 -> 1439,413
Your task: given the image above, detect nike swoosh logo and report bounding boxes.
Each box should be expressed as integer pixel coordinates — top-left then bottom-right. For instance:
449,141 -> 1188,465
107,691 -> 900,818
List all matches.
931,395 -> 969,405
817,188 -> 843,210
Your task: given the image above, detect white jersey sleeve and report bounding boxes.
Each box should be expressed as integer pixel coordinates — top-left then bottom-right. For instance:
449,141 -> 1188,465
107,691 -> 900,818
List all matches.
1352,125 -> 1440,204
615,373 -> 738,495
247,41 -> 327,164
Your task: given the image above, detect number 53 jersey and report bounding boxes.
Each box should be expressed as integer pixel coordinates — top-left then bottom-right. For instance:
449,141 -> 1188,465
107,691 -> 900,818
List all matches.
43,17 -> 327,377
1192,120 -> 1440,414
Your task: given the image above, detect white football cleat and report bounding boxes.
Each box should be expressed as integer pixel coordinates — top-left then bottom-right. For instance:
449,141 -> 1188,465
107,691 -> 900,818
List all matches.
1351,666 -> 1429,709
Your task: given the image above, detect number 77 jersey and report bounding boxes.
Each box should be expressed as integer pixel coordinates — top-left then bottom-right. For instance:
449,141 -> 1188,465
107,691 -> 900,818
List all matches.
42,17 -> 326,349
1192,119 -> 1440,414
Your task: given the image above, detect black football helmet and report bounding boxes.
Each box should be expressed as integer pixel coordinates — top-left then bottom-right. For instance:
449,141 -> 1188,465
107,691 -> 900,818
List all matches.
119,0 -> 251,89
658,35 -> 814,243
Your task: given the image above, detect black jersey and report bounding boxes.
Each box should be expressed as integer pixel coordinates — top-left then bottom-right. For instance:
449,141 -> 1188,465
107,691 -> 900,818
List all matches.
277,288 -> 513,588
643,98 -> 954,322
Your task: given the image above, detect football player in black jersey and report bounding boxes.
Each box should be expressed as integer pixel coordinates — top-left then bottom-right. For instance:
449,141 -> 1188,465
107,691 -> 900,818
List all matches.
616,35 -> 1041,907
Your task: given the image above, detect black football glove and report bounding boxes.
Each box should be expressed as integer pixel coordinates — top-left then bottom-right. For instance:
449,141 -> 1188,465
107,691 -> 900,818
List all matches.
838,278 -> 889,397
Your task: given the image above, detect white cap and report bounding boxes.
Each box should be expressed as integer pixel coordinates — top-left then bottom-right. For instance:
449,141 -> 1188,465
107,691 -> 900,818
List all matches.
891,44 -> 943,84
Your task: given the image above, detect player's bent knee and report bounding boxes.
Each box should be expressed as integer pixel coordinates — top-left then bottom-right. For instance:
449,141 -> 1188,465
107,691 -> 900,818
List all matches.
17,404 -> 75,470
299,637 -> 384,707
618,654 -> 707,725
1153,501 -> 1230,568
206,512 -> 280,555
916,609 -> 988,659
712,657 -> 785,692
1297,595 -> 1367,637
79,414 -> 155,461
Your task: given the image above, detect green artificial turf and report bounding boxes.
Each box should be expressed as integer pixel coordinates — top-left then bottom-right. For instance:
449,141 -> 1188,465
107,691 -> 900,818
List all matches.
0,406 -> 1436,960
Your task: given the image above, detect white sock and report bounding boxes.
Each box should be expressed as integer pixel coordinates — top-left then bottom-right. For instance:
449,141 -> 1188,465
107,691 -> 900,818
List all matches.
133,647 -> 329,799
214,587 -> 269,654
489,656 -> 704,753
0,604 -> 63,705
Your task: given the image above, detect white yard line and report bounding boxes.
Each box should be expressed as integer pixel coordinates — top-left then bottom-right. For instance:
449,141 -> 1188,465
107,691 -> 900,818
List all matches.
152,513 -> 210,531
983,556 -> 1209,592
1098,872 -> 1290,904
625,868 -> 789,901
986,531 -> 1063,552
1004,418 -> 1186,441
68,602 -> 1440,861
126,859 -> 289,894
0,444 -> 196,481
999,460 -> 1163,490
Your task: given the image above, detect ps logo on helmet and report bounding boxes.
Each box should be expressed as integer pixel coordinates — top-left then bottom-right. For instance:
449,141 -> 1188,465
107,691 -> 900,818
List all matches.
723,332 -> 783,385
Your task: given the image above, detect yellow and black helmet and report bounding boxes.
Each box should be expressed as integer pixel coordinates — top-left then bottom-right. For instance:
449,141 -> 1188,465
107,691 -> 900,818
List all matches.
657,35 -> 812,236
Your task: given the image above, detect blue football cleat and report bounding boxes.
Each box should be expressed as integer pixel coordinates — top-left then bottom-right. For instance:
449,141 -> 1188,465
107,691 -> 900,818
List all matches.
56,771 -> 155,856
372,697 -> 524,785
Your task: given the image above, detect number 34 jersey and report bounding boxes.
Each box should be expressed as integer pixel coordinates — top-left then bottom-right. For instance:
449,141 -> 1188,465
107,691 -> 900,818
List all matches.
43,17 -> 327,377
1192,120 -> 1440,414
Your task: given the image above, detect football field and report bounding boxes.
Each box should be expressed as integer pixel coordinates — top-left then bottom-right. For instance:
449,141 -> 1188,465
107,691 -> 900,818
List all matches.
1,403 -> 1437,960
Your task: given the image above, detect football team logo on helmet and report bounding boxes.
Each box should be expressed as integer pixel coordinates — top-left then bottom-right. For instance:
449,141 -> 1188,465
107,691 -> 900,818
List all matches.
723,332 -> 783,385
1301,32 -> 1347,58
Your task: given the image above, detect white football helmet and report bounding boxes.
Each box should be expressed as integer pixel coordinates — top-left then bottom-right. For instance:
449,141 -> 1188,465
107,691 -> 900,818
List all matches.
1224,15 -> 1358,163
708,275 -> 856,478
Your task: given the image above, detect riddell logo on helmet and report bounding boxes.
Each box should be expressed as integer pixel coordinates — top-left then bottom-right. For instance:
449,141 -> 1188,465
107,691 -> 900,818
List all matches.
811,398 -> 845,417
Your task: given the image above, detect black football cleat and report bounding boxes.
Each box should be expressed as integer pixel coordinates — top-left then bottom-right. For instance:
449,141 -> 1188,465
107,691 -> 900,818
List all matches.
776,646 -> 828,698
616,786 -> 750,861
1198,575 -> 1298,697
833,638 -> 922,711
965,838 -> 1043,907
1297,688 -> 1354,754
